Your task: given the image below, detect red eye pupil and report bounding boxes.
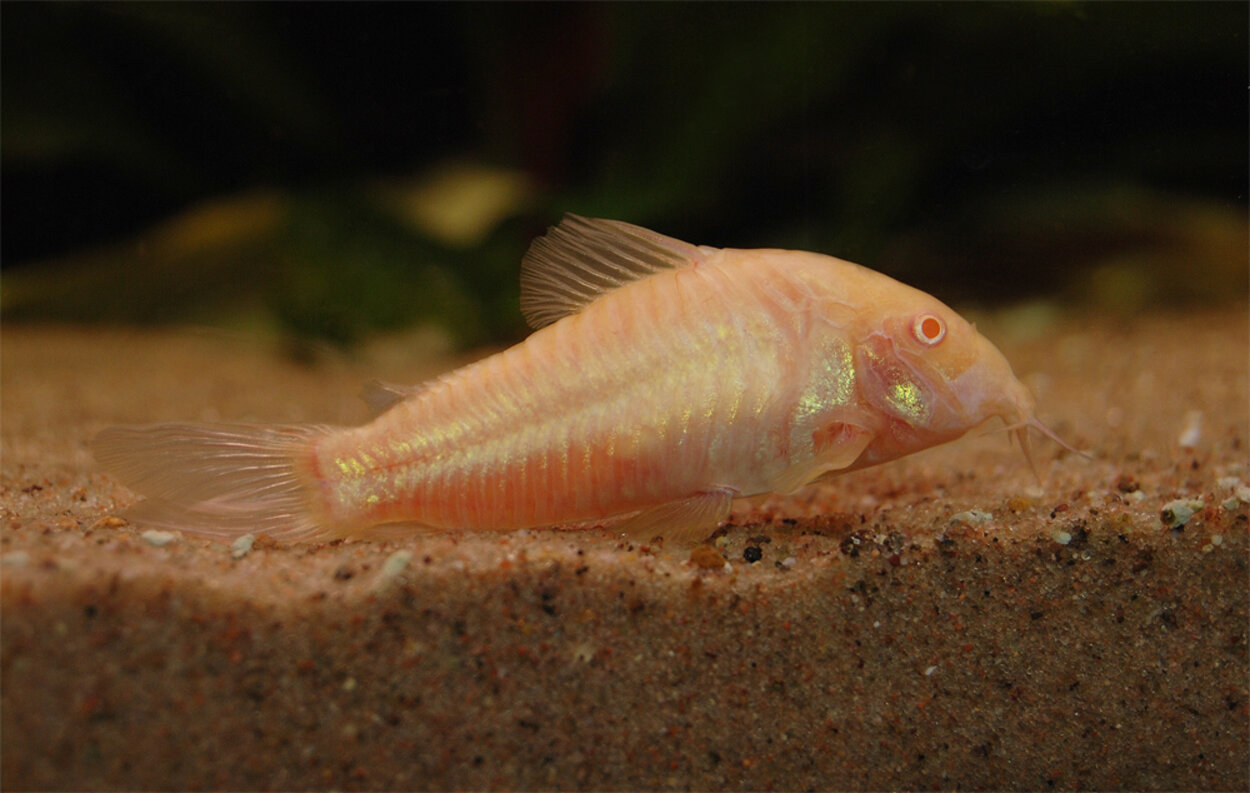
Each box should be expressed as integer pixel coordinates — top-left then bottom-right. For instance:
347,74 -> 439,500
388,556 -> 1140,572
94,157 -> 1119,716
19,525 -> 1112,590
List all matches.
921,316 -> 942,340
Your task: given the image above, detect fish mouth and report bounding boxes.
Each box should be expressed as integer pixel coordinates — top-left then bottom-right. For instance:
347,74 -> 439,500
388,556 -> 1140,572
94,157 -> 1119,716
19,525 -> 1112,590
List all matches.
956,361 -> 1087,481
943,352 -> 1031,432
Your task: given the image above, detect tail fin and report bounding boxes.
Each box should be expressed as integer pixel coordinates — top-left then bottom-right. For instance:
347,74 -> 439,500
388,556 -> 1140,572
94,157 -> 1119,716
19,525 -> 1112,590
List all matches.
92,423 -> 336,542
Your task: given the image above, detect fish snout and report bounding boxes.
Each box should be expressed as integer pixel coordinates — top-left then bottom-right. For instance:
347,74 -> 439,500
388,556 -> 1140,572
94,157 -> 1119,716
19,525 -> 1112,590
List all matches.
948,344 -> 1037,431
950,348 -> 1087,475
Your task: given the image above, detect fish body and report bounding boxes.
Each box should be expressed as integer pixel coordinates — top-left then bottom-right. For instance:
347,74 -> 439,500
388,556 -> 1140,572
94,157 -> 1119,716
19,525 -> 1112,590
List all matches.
94,215 -> 1057,543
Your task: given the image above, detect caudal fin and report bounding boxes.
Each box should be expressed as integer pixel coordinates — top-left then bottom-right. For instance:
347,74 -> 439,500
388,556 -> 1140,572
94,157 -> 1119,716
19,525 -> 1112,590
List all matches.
92,423 -> 336,542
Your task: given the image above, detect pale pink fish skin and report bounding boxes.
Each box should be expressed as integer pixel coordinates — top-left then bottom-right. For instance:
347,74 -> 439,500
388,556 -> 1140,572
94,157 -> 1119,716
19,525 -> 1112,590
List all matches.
94,216 -> 1056,543
305,247 -> 1031,535
312,252 -> 801,532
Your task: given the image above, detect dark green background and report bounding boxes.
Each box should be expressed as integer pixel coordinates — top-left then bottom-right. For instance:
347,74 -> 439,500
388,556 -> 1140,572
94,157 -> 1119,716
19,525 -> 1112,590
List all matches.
4,2 -> 1246,347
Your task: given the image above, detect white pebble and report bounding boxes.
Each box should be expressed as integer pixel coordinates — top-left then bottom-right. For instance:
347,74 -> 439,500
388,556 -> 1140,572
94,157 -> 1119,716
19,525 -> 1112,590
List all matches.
1052,530 -> 1073,545
141,530 -> 177,547
950,509 -> 992,527
571,643 -> 596,664
376,549 -> 413,586
1160,498 -> 1204,528
230,533 -> 256,559
1177,410 -> 1202,449
2,551 -> 30,567
924,665 -> 938,677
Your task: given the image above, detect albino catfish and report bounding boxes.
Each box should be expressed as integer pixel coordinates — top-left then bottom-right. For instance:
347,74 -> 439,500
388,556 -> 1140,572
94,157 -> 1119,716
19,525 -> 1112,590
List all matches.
94,215 -> 1075,543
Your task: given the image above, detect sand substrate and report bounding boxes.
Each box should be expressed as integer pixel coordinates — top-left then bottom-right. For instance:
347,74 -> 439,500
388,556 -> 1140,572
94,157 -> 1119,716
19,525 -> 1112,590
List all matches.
2,308 -> 1247,791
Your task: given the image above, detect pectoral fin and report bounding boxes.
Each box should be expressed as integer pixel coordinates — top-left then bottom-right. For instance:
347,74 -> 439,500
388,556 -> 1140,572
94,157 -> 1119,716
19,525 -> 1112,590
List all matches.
770,422 -> 874,495
614,488 -> 735,544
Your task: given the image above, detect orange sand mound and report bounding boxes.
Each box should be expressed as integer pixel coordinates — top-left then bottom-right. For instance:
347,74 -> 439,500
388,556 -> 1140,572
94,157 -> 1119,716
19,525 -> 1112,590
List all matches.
3,309 -> 1247,790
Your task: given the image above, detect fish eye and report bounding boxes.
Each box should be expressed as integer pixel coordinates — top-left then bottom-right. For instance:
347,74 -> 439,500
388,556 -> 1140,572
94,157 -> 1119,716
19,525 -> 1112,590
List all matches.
912,313 -> 946,346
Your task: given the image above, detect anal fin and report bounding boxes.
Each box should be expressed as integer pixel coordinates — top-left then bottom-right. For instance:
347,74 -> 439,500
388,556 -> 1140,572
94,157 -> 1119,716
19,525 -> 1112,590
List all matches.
614,488 -> 735,545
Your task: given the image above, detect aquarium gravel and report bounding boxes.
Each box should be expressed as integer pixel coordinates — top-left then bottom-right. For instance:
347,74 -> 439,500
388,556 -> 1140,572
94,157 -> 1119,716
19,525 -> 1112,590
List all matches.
2,309 -> 1247,791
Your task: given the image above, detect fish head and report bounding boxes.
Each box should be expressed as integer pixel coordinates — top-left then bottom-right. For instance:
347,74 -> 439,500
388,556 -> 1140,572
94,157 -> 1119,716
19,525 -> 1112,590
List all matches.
854,298 -> 1039,460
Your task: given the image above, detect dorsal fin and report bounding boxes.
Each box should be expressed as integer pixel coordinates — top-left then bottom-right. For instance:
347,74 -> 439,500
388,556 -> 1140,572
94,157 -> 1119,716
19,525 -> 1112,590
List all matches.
519,214 -> 707,330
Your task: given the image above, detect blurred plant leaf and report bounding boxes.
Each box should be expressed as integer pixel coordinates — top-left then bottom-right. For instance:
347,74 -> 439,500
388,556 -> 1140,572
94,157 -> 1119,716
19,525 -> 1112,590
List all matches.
373,161 -> 533,248
270,190 -> 484,349
4,1 -> 1245,341
2,191 -> 285,324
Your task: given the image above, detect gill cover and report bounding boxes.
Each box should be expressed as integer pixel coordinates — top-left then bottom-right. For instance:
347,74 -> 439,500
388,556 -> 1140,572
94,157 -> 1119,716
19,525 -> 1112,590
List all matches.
856,334 -> 933,426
